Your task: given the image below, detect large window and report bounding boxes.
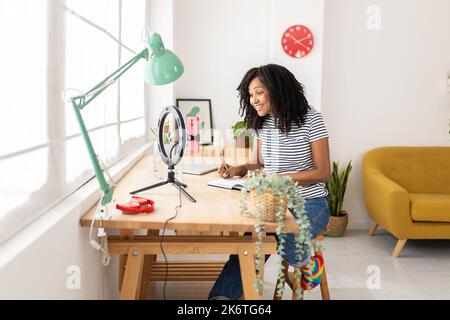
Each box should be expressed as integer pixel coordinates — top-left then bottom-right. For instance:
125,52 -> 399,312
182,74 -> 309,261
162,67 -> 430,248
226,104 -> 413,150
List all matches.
0,0 -> 148,244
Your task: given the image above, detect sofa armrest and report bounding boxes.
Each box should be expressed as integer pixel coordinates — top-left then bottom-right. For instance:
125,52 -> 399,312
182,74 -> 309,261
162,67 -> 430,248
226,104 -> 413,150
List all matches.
362,167 -> 412,238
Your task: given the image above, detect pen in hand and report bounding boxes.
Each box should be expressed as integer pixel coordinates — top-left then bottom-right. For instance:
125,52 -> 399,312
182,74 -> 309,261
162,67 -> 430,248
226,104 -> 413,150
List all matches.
219,149 -> 231,177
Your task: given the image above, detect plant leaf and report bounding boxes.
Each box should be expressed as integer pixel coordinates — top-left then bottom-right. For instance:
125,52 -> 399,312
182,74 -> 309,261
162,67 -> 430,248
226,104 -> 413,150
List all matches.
326,160 -> 352,216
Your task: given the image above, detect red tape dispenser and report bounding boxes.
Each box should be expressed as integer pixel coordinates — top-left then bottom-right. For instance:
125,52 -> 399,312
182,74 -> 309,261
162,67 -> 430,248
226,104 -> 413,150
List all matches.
116,196 -> 155,214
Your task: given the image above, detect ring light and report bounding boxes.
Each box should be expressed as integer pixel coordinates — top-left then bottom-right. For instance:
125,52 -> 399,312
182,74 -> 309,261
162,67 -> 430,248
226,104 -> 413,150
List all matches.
130,105 -> 196,202
157,105 -> 187,167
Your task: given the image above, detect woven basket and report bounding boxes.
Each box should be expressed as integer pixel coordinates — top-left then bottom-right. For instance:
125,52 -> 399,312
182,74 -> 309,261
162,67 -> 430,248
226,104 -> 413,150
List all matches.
249,189 -> 288,222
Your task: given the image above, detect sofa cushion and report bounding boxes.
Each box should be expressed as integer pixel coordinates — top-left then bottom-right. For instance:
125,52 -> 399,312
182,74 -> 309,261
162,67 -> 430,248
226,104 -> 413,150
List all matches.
410,193 -> 450,222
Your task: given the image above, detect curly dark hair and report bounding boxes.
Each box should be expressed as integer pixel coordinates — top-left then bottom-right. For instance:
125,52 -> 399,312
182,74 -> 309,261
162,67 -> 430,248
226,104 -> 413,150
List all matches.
237,64 -> 310,133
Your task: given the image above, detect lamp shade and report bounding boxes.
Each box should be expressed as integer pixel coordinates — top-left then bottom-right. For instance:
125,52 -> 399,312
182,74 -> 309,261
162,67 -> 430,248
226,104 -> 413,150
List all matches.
145,32 -> 184,85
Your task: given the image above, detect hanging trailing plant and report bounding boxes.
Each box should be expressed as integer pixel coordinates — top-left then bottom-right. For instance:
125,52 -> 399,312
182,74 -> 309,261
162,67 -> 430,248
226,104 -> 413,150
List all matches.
240,172 -> 313,299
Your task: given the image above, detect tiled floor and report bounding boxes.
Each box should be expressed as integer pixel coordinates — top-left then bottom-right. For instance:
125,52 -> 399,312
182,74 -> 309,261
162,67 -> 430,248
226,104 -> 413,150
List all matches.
148,229 -> 450,300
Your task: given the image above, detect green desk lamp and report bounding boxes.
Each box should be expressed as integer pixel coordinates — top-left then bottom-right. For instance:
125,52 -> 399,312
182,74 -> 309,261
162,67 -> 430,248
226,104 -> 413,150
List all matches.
67,32 -> 183,265
70,32 -> 183,216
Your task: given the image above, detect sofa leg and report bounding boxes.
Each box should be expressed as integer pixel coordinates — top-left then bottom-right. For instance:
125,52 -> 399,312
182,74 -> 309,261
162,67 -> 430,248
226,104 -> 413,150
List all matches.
368,222 -> 378,236
392,239 -> 407,258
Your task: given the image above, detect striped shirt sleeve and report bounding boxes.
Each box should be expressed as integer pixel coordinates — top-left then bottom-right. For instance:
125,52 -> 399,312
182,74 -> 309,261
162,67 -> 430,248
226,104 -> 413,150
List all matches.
309,112 -> 329,142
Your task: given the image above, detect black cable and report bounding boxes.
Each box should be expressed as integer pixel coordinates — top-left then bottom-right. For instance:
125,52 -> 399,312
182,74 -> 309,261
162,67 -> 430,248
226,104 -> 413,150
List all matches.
169,141 -> 179,159
160,186 -> 182,300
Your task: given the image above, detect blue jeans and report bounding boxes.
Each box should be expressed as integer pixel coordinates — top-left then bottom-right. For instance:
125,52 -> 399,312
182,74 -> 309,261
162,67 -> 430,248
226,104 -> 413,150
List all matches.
208,196 -> 330,300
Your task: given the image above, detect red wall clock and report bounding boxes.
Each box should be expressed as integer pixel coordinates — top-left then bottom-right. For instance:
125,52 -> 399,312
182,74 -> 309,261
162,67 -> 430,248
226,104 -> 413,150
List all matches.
281,25 -> 314,59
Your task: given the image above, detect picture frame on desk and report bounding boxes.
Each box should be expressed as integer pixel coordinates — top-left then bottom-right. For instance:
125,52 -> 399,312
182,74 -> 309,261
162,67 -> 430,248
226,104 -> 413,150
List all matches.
176,98 -> 213,145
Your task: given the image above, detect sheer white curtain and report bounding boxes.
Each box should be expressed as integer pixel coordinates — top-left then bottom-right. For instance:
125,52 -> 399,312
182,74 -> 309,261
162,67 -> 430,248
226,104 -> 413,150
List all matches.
0,0 -> 147,244
119,0 -> 146,156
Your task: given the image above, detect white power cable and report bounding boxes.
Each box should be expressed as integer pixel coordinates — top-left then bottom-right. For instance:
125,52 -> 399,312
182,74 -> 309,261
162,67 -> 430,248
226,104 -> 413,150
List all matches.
86,155 -> 116,266
89,202 -> 112,266
97,155 -> 116,188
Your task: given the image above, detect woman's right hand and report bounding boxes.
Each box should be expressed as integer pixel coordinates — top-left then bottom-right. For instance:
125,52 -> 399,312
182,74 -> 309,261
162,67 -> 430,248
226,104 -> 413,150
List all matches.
218,165 -> 245,179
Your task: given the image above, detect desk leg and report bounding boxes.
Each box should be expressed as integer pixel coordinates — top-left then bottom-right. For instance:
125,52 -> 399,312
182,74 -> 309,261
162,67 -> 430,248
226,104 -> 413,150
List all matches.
139,254 -> 157,300
238,247 -> 260,300
139,229 -> 159,300
119,230 -> 135,291
120,247 -> 144,300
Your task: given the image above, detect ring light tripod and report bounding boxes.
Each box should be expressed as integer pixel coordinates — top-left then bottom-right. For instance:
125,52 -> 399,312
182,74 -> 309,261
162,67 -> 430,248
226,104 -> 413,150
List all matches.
130,105 -> 196,202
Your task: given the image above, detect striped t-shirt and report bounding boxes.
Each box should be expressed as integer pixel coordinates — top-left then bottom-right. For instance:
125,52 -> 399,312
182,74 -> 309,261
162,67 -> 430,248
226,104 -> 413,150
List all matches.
254,109 -> 329,199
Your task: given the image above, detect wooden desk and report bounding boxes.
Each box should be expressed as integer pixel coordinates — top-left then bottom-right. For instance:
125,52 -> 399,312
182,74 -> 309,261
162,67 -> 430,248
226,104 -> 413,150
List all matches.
80,155 -> 299,300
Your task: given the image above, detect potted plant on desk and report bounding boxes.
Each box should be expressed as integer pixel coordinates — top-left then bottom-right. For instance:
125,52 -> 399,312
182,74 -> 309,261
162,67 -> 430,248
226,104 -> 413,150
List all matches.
325,161 -> 352,237
232,120 -> 253,149
240,172 -> 313,299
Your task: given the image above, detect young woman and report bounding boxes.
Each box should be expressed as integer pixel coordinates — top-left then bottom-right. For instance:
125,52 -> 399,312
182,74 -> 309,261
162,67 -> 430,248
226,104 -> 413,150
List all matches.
208,64 -> 331,300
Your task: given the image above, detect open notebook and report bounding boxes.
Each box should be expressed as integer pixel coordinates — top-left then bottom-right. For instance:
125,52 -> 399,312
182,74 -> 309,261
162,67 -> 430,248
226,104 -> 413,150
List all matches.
207,178 -> 246,190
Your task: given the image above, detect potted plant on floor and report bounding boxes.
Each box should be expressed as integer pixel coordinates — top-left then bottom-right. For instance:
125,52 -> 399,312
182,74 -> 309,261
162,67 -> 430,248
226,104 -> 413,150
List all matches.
240,172 -> 313,299
325,161 -> 352,237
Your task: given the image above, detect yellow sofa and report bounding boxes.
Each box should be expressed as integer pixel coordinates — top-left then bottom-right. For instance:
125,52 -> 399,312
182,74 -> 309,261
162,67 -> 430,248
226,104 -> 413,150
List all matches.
362,147 -> 450,257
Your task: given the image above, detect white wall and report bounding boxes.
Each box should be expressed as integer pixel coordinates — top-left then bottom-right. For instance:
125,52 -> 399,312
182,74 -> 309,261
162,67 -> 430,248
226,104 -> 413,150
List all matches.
173,0 -> 269,132
321,0 -> 450,229
268,0 -> 324,110
0,160 -> 127,299
0,207 -> 117,299
173,0 -> 325,133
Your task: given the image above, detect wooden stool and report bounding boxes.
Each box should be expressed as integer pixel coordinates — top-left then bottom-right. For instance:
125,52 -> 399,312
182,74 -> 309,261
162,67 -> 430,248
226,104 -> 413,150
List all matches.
273,233 -> 330,300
